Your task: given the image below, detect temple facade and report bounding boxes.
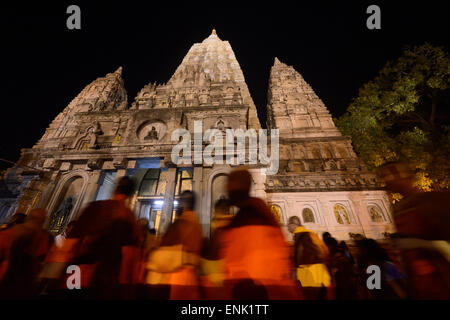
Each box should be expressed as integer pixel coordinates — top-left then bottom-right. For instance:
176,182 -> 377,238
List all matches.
0,30 -> 395,240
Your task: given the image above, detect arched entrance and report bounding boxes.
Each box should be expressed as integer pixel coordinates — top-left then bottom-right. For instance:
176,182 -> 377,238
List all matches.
135,167 -> 193,234
48,176 -> 84,234
211,173 -> 228,215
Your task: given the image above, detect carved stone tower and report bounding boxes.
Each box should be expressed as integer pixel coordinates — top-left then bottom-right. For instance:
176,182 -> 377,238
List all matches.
265,58 -> 394,240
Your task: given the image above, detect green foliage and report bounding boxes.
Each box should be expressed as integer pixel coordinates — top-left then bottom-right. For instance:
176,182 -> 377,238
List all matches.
336,43 -> 450,191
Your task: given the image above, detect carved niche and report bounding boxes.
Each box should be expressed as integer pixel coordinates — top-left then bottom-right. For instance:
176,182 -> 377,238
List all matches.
137,121 -> 167,143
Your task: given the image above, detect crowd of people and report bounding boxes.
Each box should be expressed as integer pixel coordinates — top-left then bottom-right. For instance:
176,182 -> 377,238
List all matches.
0,164 -> 449,300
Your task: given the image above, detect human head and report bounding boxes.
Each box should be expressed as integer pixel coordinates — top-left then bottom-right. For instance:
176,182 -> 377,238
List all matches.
26,208 -> 47,228
180,190 -> 196,212
322,232 -> 331,242
339,241 -> 349,249
287,216 -> 301,233
114,176 -> 135,198
7,213 -> 27,227
358,238 -> 390,263
379,161 -> 416,195
227,168 -> 252,206
324,236 -> 339,252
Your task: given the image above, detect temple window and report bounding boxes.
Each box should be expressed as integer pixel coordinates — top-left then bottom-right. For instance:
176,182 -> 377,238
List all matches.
302,207 -> 315,223
138,168 -> 168,197
175,167 -> 194,195
269,204 -> 283,225
333,204 -> 351,224
368,205 -> 386,223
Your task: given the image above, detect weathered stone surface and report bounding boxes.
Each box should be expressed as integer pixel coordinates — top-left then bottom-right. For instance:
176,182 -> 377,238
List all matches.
267,58 -> 341,138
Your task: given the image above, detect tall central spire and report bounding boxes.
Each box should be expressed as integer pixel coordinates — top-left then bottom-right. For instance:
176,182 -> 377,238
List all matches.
166,29 -> 261,129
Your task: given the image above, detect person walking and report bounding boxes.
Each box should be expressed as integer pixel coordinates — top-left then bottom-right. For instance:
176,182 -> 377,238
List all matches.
145,190 -> 203,300
288,216 -> 331,299
217,168 -> 302,299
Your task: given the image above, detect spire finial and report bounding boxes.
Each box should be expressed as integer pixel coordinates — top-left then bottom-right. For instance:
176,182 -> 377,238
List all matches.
211,28 -> 217,35
115,66 -> 122,75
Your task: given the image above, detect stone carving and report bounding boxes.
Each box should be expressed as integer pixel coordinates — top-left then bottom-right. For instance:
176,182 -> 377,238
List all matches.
144,127 -> 159,141
211,118 -> 231,134
62,67 -> 127,115
87,158 -> 102,170
216,119 -> 225,131
280,144 -> 292,160
59,162 -> 72,172
293,144 -> 305,158
43,159 -> 59,170
266,58 -> 341,137
88,122 -> 103,149
49,196 -> 74,232
138,121 -> 166,143
368,205 -> 385,223
113,157 -> 128,169
328,160 -> 338,171
302,208 -> 315,223
269,205 -> 283,225
334,204 -> 350,224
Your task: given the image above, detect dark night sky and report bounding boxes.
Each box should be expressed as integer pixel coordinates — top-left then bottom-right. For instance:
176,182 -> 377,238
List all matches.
0,1 -> 448,171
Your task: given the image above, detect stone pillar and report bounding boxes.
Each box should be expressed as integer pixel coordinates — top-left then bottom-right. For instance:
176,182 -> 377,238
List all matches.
76,170 -> 102,218
113,169 -> 127,186
160,167 -> 177,235
317,198 -> 331,231
38,172 -> 59,210
249,168 -> 266,200
193,166 -> 206,235
350,195 -> 369,238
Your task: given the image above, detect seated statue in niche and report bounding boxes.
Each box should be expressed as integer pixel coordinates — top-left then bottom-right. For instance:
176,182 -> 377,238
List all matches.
286,161 -> 296,173
88,130 -> 99,149
369,206 -> 384,223
335,206 -> 350,225
93,121 -> 103,135
49,196 -> 74,233
329,161 -> 338,171
144,126 -> 159,141
217,119 -> 225,131
88,122 -> 103,149
311,161 -> 324,172
211,118 -> 230,134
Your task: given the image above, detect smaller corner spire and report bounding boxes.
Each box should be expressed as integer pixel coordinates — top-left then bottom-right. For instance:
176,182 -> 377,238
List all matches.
115,66 -> 122,75
274,57 -> 281,65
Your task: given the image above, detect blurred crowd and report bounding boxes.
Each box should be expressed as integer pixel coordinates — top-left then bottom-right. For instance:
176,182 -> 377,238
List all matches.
0,163 -> 449,300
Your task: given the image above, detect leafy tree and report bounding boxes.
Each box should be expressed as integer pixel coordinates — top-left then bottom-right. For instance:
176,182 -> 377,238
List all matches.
336,43 -> 450,191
